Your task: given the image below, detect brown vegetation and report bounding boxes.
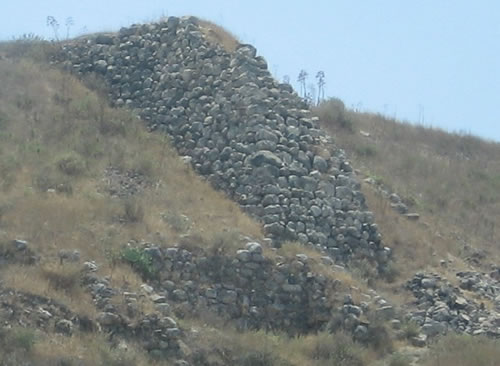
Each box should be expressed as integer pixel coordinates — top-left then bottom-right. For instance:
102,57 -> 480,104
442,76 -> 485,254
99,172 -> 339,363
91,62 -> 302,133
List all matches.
315,98 -> 500,277
194,17 -> 240,52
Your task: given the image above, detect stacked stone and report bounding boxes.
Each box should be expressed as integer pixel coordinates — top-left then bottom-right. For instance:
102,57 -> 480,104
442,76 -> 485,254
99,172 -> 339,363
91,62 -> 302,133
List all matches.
60,16 -> 387,267
406,272 -> 500,338
141,242 -> 332,333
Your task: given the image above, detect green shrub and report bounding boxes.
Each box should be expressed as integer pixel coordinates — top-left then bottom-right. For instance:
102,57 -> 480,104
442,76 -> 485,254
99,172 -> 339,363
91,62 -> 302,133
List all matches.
121,246 -> 155,279
56,152 -> 86,176
0,327 -> 36,353
32,166 -> 58,192
161,212 -> 191,233
354,144 -> 377,158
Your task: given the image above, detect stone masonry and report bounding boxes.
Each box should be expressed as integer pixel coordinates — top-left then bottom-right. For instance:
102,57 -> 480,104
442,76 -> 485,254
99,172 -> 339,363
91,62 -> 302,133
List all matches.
59,16 -> 389,269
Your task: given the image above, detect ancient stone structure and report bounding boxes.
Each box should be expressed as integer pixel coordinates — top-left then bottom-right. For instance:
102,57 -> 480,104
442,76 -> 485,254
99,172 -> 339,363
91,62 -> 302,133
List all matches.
406,272 -> 500,339
59,16 -> 389,269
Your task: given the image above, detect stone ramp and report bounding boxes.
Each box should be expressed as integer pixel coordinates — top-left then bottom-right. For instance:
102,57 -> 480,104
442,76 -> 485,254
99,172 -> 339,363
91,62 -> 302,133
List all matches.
59,16 -> 388,269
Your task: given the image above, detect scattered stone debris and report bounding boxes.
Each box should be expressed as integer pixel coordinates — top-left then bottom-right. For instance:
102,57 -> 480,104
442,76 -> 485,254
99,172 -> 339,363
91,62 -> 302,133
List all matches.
101,166 -> 150,197
406,272 -> 500,339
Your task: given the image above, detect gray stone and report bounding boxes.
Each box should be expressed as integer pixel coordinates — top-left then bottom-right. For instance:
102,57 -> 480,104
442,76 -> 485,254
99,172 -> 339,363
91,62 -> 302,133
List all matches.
250,151 -> 283,167
97,312 -> 121,326
173,289 -> 187,301
245,242 -> 262,254
405,213 -> 420,220
376,305 -> 395,320
94,60 -> 108,73
95,34 -> 114,45
236,249 -> 251,262
12,239 -> 28,251
163,317 -> 178,328
421,320 -> 446,337
313,156 -> 328,172
55,319 -> 73,335
411,334 -> 427,347
150,294 -> 167,303
421,278 -> 437,289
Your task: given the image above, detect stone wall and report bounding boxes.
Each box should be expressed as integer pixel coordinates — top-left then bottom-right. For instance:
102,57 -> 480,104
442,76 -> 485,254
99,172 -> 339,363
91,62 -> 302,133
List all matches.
130,240 -> 395,337
59,16 -> 389,268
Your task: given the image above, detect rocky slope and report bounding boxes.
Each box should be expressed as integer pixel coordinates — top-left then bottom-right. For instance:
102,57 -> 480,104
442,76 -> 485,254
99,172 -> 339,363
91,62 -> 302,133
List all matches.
58,16 -> 389,272
1,15 -> 500,366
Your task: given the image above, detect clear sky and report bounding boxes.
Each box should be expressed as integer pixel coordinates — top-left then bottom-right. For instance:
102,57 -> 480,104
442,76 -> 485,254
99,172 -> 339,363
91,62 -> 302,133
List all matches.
2,1 -> 499,141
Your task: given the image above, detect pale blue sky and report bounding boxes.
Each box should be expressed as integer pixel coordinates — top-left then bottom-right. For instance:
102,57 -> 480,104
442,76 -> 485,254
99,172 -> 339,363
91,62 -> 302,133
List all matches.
2,1 -> 499,141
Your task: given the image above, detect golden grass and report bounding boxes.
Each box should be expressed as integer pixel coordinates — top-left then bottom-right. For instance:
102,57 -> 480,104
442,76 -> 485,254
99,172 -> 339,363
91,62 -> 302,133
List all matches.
1,264 -> 97,318
0,53 -> 265,362
31,333 -> 168,366
194,17 -> 240,53
422,333 -> 500,366
184,317 -> 378,366
315,100 -> 500,275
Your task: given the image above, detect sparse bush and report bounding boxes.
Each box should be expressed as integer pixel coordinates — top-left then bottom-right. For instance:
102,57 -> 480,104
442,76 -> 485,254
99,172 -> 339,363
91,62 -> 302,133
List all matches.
314,98 -> 353,132
388,353 -> 411,366
161,211 -> 191,232
0,109 -> 8,128
362,321 -> 393,356
40,264 -> 81,294
122,197 -> 144,223
351,257 -> 378,281
56,152 -> 86,176
195,18 -> 240,52
121,246 -> 155,279
99,118 -> 126,137
32,166 -> 73,194
238,351 -> 280,366
303,332 -> 365,366
209,228 -> 241,254
354,144 -> 377,158
0,200 -> 13,223
0,327 -> 37,353
379,261 -> 400,283
131,157 -> 154,177
0,35 -> 57,61
401,320 -> 420,340
0,154 -> 19,191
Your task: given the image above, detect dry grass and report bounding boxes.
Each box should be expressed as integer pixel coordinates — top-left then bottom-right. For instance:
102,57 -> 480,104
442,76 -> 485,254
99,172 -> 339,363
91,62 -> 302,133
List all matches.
422,333 -> 500,366
0,55 -> 263,260
274,241 -> 371,297
1,264 -> 96,318
1,331 -> 168,366
0,46 -> 264,362
184,318 -> 377,366
315,99 -> 500,275
194,17 -> 240,52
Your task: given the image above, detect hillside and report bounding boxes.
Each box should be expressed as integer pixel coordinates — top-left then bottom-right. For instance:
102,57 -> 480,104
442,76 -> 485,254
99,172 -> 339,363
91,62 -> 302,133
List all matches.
0,16 -> 500,366
315,100 -> 500,275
